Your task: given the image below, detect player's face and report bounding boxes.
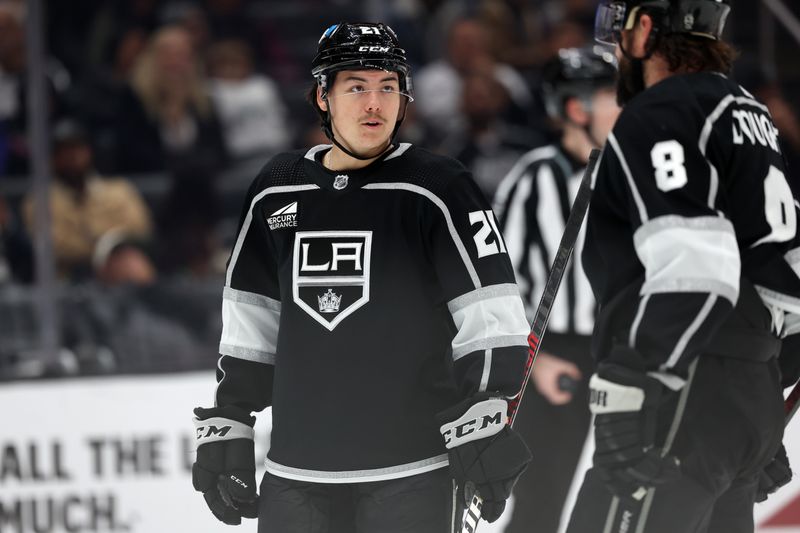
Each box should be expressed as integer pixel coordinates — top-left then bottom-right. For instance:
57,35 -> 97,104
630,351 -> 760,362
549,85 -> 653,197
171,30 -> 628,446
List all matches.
589,87 -> 620,144
319,69 -> 404,158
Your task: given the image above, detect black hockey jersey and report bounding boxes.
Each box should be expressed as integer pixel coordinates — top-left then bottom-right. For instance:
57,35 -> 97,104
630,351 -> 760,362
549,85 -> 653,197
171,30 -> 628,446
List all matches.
494,144 -> 596,337
213,143 -> 530,482
582,72 -> 800,384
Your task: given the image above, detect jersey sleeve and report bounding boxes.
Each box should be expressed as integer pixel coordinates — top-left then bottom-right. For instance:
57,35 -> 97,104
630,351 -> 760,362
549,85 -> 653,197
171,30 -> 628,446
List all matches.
213,166 -> 279,413
427,163 -> 531,399
601,106 -> 739,384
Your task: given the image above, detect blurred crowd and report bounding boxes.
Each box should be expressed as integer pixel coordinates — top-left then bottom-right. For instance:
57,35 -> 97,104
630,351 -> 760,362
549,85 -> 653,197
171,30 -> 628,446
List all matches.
0,0 -> 799,378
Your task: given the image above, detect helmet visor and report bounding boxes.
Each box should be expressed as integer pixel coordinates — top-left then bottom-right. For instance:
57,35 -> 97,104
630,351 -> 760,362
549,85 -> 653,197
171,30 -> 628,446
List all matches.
595,1 -> 628,45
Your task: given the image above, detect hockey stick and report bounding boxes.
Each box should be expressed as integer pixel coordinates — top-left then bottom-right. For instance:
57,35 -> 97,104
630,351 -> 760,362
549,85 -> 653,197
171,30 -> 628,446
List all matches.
459,148 -> 602,533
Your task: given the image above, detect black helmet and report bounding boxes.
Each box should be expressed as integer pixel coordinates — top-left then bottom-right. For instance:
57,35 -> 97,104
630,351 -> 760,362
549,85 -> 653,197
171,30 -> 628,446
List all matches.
542,46 -> 618,120
312,22 -> 413,98
595,0 -> 731,45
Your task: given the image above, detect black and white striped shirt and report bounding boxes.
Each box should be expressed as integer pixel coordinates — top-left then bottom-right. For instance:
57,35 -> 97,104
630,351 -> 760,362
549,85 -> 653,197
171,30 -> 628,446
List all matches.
493,144 -> 596,338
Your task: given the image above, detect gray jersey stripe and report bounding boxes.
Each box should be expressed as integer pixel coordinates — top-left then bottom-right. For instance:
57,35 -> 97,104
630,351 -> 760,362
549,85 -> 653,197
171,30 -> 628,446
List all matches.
219,344 -> 276,365
223,287 -> 281,310
452,334 -> 528,361
304,144 -> 330,160
384,142 -> 413,160
363,183 -> 482,289
642,279 -> 738,305
628,293 -> 651,348
700,94 -> 770,209
265,454 -> 448,483
447,283 -> 522,313
632,215 -> 734,244
608,132 -> 649,223
478,349 -> 493,392
755,285 -> 800,315
664,294 -> 718,369
226,184 -> 321,286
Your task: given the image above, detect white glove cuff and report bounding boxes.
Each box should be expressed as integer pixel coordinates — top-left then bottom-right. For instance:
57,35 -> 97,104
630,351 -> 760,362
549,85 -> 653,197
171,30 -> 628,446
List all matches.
194,416 -> 255,448
588,374 -> 645,415
440,398 -> 508,449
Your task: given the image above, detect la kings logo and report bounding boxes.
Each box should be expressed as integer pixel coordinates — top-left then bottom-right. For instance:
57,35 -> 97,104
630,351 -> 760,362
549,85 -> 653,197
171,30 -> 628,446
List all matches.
267,201 -> 298,230
293,231 -> 372,331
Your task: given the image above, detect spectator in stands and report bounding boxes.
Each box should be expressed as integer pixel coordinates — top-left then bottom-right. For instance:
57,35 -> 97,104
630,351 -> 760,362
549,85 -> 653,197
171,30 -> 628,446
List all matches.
207,39 -> 290,161
478,0 -> 590,73
22,118 -> 152,280
414,16 -> 532,140
0,193 -> 32,283
78,230 -> 216,374
114,25 -> 228,174
0,2 -> 70,176
439,69 -> 542,198
155,172 -> 224,279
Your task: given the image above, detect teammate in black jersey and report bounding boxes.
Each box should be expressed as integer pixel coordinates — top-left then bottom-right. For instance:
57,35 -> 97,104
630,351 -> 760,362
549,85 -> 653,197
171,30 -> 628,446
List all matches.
494,46 -> 620,533
190,22 -> 532,532
566,2 -> 799,532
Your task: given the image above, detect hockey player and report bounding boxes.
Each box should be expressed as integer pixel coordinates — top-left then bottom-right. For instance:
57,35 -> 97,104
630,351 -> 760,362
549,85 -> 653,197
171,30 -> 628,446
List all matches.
190,22 -> 532,532
566,1 -> 800,532
493,46 -> 620,533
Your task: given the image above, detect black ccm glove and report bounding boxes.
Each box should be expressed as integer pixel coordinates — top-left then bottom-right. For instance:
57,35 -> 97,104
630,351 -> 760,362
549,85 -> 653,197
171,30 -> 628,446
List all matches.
438,394 -> 532,523
589,360 -> 681,500
756,444 -> 792,502
193,406 -> 259,524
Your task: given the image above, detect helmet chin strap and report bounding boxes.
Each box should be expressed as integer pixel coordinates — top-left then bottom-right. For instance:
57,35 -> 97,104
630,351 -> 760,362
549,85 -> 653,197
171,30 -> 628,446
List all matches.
321,96 -> 410,162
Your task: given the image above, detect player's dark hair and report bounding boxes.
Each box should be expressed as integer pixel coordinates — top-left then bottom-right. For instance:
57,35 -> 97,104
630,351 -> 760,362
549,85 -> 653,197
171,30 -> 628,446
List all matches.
656,32 -> 738,75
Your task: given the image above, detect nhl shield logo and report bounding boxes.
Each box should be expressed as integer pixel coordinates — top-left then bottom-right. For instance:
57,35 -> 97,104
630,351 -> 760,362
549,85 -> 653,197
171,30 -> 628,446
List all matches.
333,174 -> 349,190
293,231 -> 372,330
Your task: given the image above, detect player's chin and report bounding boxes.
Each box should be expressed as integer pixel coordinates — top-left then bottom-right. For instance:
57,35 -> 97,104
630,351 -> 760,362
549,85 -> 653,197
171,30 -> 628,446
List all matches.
356,134 -> 391,155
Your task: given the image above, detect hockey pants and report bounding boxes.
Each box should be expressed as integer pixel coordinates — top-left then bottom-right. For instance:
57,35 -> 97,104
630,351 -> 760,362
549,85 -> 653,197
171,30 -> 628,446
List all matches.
257,467 -> 461,533
566,355 -> 785,533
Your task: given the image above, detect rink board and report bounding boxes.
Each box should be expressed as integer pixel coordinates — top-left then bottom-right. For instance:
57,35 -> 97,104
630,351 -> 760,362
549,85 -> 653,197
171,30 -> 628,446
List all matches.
0,372 -> 797,533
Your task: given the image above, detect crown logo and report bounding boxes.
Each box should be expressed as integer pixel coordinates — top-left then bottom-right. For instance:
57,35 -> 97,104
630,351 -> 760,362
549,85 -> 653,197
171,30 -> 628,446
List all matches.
318,289 -> 342,313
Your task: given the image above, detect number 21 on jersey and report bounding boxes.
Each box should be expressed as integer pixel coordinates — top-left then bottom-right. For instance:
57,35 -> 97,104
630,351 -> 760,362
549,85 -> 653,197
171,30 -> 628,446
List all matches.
470,210 -> 507,258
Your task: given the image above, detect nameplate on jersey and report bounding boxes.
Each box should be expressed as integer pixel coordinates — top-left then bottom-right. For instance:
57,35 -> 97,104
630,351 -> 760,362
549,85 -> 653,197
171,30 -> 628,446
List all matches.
292,231 -> 372,331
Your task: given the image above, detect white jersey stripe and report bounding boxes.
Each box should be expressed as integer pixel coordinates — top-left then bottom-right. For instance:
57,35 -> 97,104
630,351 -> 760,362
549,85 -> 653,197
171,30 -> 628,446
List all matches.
449,291 -> 529,361
479,349 -> 493,392
220,296 -> 280,362
265,454 -> 449,483
633,215 -> 740,305
226,184 -> 321,286
363,183 -> 482,288
608,132 -> 649,223
664,294 -> 718,369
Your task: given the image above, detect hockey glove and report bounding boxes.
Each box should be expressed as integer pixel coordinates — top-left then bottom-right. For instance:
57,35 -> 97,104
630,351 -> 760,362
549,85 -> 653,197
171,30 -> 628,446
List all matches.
590,360 -> 681,500
193,406 -> 259,524
438,394 -> 532,523
756,444 -> 792,502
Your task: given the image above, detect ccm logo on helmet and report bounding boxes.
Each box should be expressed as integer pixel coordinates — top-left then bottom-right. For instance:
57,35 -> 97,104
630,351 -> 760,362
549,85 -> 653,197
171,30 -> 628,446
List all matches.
359,45 -> 390,53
